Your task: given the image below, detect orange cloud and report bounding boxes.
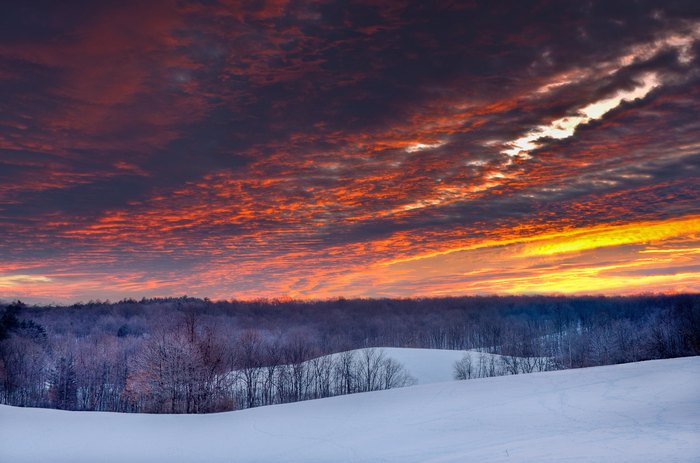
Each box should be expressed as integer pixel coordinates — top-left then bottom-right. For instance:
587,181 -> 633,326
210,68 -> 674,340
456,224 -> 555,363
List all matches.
2,5 -> 699,303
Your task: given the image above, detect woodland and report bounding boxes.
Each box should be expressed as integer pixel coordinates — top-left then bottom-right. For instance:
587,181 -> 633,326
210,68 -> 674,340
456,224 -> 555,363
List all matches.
1,294 -> 698,413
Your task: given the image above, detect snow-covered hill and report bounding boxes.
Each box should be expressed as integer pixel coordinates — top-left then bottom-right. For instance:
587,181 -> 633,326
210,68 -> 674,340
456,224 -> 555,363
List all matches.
1,356 -> 698,463
359,347 -> 467,383
331,347 -> 506,384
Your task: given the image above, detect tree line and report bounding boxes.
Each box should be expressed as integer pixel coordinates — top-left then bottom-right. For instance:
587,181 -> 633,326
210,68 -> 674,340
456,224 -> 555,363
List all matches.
0,294 -> 698,413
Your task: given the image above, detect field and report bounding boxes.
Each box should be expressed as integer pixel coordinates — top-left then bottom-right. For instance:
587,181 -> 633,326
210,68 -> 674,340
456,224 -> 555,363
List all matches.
1,354 -> 698,462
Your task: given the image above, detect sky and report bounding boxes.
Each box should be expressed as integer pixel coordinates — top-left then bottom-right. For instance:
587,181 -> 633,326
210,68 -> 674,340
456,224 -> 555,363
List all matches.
1,1 -> 699,303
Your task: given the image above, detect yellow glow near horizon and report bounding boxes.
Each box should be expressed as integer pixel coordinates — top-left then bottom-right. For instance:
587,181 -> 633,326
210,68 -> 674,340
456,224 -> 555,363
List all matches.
0,274 -> 52,288
519,216 -> 700,257
487,270 -> 700,295
381,216 -> 700,267
310,238 -> 700,299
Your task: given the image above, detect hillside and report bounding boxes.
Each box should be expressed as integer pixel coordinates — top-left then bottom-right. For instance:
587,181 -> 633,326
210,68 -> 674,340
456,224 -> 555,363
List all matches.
351,347 -> 467,383
1,356 -> 698,462
327,347 -> 516,384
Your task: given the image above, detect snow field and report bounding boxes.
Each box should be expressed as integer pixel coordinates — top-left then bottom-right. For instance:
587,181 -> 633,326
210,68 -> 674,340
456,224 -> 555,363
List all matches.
1,355 -> 698,462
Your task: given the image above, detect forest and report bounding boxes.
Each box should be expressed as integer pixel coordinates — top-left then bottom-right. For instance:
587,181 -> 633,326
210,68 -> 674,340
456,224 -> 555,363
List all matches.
1,294 -> 698,413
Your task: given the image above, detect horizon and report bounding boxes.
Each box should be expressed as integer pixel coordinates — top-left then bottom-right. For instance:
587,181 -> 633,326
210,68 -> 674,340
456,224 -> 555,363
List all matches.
1,2 -> 699,302
3,291 -> 696,308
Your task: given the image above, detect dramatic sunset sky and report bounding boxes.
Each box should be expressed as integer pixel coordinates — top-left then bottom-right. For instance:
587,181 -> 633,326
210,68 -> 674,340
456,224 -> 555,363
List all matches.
1,1 -> 699,303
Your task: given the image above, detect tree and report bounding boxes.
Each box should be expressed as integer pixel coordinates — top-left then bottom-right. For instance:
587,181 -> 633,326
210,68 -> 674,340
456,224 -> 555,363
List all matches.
333,350 -> 356,395
309,354 -> 334,398
49,354 -> 77,410
357,348 -> 384,392
126,318 -> 234,413
0,336 -> 47,407
379,357 -> 414,389
235,330 -> 264,408
260,339 -> 281,406
454,353 -> 473,380
280,331 -> 314,402
0,302 -> 22,341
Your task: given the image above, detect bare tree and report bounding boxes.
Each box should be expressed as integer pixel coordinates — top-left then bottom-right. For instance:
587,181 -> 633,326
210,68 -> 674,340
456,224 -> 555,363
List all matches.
126,318 -> 233,413
281,332 -> 315,402
309,354 -> 334,398
454,353 -> 473,380
333,350 -> 356,395
260,340 -> 281,406
49,348 -> 77,410
379,357 -> 415,389
235,330 -> 264,408
0,336 -> 47,407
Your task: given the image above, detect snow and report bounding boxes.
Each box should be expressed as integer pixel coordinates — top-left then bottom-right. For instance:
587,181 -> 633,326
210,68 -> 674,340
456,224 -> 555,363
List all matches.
337,347 -> 490,384
2,356 -> 699,462
331,347 -> 545,383
228,347 -> 508,389
371,347 -> 466,383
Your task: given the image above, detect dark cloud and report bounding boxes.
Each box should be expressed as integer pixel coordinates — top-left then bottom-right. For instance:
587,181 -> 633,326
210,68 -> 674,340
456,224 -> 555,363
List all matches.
1,1 -> 699,301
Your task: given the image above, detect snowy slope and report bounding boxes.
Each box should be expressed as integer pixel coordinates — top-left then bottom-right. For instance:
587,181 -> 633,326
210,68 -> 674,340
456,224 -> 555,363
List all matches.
324,347 -> 535,384
2,357 -> 699,463
328,347 -> 468,384
371,347 -> 466,383
336,347 -> 503,384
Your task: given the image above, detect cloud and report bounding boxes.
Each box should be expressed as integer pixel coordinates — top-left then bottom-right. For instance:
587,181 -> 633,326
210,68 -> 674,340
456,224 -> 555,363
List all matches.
1,1 -> 699,302
0,274 -> 52,288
